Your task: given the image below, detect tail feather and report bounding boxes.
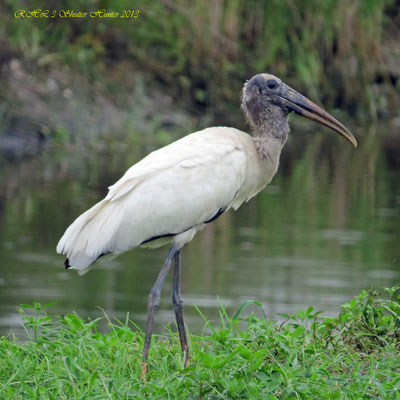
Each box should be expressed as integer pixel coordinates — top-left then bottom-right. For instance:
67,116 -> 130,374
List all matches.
57,199 -> 119,273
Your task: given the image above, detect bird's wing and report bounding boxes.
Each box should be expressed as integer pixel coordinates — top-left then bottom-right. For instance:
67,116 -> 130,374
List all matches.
57,128 -> 250,269
105,129 -> 248,246
106,128 -> 244,202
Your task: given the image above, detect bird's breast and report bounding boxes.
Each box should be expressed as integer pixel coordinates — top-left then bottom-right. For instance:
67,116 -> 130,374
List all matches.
231,136 -> 283,209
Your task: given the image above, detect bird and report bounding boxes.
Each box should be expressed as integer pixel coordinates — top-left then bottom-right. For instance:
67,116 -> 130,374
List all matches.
57,73 -> 357,372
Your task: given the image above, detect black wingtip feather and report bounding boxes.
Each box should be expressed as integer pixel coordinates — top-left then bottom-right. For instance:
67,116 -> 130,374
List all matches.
64,258 -> 71,269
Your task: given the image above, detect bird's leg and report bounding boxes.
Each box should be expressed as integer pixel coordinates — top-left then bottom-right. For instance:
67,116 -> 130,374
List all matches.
172,250 -> 190,366
141,245 -> 177,375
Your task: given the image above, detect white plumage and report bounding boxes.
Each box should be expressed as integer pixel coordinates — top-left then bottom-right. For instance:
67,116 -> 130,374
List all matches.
57,126 -> 283,275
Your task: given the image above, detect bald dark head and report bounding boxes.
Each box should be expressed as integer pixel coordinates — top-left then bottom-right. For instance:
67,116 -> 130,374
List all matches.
241,73 -> 290,141
241,73 -> 357,147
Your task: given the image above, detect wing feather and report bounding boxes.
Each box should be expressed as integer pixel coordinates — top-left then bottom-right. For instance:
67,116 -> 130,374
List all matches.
57,127 -> 250,271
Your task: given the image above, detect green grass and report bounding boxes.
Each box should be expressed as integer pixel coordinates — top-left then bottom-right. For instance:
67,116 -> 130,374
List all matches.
1,288 -> 400,399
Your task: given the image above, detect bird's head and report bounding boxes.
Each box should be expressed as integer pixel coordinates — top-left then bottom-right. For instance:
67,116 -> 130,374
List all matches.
241,73 -> 357,147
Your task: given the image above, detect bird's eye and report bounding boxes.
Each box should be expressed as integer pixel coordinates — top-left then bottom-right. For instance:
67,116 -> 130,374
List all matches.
266,80 -> 278,89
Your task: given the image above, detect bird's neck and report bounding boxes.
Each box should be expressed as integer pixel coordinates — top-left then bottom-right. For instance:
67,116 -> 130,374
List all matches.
251,122 -> 288,160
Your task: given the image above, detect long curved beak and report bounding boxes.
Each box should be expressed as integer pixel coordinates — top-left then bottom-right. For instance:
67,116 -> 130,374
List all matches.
280,85 -> 357,148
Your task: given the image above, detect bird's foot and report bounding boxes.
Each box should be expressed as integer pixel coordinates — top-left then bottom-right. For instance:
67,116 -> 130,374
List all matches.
182,344 -> 190,367
140,362 -> 148,381
184,354 -> 190,367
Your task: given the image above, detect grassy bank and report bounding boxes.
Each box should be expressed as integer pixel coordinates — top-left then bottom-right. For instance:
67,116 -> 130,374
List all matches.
1,288 -> 399,399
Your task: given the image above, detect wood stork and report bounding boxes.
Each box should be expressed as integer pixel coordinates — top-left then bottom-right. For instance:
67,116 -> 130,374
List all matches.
57,73 -> 357,371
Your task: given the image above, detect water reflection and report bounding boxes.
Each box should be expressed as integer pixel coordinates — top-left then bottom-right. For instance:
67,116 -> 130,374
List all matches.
0,122 -> 399,338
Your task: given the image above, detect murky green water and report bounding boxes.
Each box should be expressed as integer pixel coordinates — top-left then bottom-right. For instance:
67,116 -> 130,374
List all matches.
0,122 -> 399,338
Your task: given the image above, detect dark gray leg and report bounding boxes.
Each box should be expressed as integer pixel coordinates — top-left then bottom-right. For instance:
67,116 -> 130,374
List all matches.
172,250 -> 190,366
142,245 -> 177,375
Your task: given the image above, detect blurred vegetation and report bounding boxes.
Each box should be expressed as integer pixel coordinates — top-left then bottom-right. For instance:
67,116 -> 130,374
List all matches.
0,0 -> 398,126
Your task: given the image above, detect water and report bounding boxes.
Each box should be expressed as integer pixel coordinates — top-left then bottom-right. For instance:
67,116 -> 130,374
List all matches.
0,122 -> 399,338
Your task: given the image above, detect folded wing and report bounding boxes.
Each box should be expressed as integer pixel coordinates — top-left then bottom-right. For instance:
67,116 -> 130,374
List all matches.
57,128 -> 249,272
